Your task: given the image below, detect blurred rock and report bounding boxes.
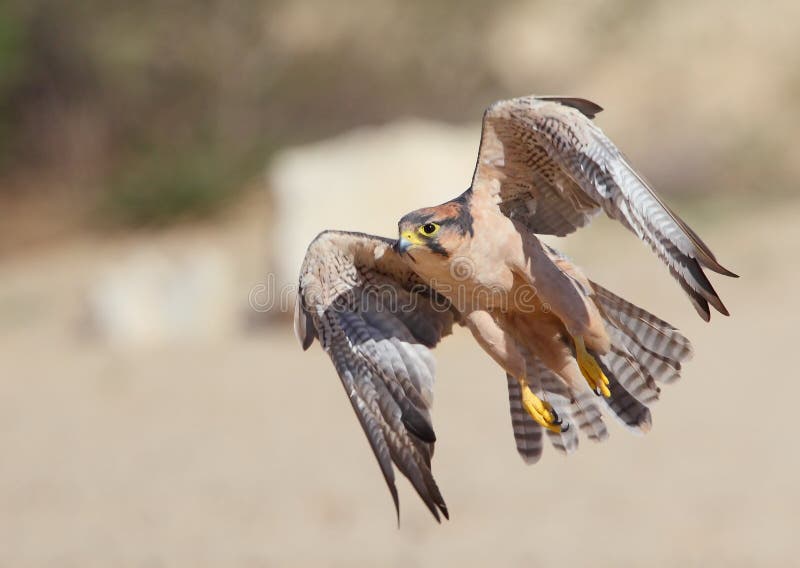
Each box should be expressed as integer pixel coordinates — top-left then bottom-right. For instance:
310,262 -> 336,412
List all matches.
86,247 -> 235,347
268,119 -> 480,296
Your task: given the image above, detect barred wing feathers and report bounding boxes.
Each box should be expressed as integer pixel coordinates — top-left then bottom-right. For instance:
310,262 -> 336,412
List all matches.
471,95 -> 737,321
295,230 -> 459,521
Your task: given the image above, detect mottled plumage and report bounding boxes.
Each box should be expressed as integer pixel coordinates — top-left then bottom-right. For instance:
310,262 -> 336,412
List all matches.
473,96 -> 736,320
295,95 -> 735,521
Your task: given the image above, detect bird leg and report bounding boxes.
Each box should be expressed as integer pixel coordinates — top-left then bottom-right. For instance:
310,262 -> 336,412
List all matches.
518,378 -> 564,433
464,310 -> 566,433
574,336 -> 610,397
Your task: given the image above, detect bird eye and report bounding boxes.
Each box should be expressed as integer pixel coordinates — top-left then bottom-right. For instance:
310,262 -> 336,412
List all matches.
419,223 -> 440,237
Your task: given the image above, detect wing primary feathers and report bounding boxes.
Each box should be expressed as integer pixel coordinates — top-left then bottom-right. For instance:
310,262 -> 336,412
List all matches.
297,230 -> 456,522
402,405 -> 437,443
470,95 -> 736,319
341,363 -> 401,520
536,96 -> 604,119
622,164 -> 739,278
293,296 -> 315,350
670,207 -> 739,278
620,194 -> 726,320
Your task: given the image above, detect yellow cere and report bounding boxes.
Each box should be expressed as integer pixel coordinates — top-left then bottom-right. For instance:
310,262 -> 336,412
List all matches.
401,230 -> 426,246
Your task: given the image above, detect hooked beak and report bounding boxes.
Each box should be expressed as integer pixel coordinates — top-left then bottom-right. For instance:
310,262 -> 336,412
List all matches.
395,236 -> 413,254
394,231 -> 421,261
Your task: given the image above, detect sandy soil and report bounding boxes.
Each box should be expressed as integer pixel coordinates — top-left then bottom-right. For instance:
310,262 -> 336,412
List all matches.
0,200 -> 798,567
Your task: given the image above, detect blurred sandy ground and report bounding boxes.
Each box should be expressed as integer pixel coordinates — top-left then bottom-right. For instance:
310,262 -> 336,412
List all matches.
1,193 -> 798,567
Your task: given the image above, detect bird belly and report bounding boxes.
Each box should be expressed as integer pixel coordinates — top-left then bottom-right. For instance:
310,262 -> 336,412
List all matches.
499,307 -> 577,384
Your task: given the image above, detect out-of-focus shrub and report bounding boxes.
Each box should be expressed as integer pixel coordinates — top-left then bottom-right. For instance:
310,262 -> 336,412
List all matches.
98,145 -> 240,227
0,0 -> 797,232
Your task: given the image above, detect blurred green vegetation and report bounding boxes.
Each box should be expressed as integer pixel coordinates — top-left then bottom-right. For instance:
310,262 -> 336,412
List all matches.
0,3 -> 28,169
0,1 -> 281,225
0,0 -> 797,231
0,0 -> 503,228
99,145 -> 236,227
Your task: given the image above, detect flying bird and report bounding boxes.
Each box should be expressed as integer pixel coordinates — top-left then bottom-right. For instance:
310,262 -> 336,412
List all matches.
294,95 -> 736,521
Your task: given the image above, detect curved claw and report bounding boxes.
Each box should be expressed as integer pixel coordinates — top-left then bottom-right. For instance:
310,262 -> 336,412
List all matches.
560,422 -> 570,433
575,336 -> 611,398
520,385 -> 562,433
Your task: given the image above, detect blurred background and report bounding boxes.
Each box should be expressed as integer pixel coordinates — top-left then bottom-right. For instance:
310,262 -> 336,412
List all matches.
0,0 -> 798,566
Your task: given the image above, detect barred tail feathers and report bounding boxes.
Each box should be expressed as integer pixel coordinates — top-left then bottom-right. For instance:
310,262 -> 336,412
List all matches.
590,281 -> 693,430
505,281 -> 692,462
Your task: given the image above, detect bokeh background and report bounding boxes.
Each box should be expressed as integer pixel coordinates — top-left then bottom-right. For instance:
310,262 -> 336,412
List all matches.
1,1 -> 798,566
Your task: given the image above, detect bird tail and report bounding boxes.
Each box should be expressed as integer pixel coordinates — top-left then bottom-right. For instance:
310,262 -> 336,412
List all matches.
506,351 -> 609,463
505,282 -> 693,463
589,281 -> 693,431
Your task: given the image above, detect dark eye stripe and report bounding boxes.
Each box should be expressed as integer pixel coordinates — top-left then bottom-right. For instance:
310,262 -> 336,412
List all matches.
426,241 -> 450,258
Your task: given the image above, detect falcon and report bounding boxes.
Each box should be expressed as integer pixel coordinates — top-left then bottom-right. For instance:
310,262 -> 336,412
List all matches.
294,95 -> 736,521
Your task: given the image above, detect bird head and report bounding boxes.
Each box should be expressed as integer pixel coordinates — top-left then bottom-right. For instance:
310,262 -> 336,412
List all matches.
394,193 -> 473,263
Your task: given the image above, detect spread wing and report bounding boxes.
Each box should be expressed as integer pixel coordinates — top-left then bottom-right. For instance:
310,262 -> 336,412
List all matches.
295,230 -> 459,521
470,95 -> 737,321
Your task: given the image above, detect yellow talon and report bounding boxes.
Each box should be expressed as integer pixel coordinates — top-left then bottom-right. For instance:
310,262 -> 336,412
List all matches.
520,383 -> 563,433
574,336 -> 611,398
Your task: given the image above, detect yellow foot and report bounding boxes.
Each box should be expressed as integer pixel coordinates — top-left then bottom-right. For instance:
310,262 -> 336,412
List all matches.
520,384 -> 565,433
574,336 -> 611,398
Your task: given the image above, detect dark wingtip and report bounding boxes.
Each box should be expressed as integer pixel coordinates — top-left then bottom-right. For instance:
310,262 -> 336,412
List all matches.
427,501 -> 442,523
706,293 -> 730,318
294,303 -> 316,350
390,483 -> 400,527
426,496 -> 449,523
402,406 -> 436,443
696,269 -> 731,319
537,96 -> 604,119
716,265 -> 739,278
691,297 -> 711,322
704,261 -> 739,279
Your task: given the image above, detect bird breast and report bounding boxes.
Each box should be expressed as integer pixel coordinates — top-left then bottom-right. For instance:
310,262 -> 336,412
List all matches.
438,214 -> 524,312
